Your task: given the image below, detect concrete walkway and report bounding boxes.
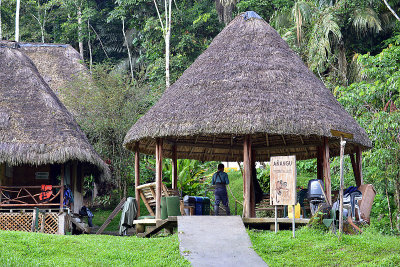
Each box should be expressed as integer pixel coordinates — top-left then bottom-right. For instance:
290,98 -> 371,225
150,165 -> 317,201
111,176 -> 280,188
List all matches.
178,216 -> 267,267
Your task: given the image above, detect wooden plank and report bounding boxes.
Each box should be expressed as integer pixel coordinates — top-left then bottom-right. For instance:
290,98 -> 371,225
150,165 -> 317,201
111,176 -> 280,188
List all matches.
243,217 -> 310,224
155,138 -> 163,220
243,135 -> 251,218
135,149 -> 140,217
136,182 -> 157,190
323,137 -> 332,205
140,191 -> 155,216
162,183 -> 169,197
95,197 -> 126,235
270,156 -> 296,206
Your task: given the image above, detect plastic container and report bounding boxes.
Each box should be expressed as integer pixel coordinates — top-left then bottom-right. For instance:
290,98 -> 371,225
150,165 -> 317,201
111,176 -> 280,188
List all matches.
183,195 -> 196,215
288,203 -> 301,219
166,196 -> 181,216
194,196 -> 203,215
161,197 -> 168,220
202,197 -> 210,215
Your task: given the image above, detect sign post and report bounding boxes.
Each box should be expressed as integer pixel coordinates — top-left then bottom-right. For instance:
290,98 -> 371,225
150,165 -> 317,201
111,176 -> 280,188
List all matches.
270,155 -> 297,237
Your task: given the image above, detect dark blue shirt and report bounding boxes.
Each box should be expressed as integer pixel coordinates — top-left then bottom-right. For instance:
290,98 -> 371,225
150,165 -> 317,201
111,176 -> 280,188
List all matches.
212,171 -> 229,185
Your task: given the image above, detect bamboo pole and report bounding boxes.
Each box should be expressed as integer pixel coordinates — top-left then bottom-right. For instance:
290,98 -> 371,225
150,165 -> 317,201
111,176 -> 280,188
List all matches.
172,144 -> 178,190
135,148 -> 140,217
155,138 -> 163,219
339,136 -> 346,234
243,135 -> 251,218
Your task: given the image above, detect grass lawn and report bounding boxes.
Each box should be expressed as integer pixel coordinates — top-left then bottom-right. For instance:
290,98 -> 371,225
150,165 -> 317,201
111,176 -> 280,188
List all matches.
0,230 -> 189,267
248,227 -> 400,266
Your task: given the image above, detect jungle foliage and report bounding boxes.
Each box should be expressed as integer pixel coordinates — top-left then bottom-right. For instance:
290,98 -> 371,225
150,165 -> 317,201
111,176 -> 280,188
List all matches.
1,0 -> 400,232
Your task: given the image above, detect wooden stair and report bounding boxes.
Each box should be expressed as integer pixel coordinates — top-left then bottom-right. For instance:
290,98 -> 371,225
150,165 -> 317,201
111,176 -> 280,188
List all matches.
137,216 -> 178,238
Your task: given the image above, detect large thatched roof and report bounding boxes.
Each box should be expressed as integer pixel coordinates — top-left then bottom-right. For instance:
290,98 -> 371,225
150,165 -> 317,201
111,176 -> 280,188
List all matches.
124,11 -> 371,162
0,44 -> 109,179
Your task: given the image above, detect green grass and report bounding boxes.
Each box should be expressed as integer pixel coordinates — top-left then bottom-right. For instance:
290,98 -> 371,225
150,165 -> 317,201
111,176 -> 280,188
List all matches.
248,227 -> 400,266
0,230 -> 189,267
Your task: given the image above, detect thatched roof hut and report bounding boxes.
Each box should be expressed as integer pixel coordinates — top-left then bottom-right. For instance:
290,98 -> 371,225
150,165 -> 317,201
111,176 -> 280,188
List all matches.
19,42 -> 88,96
123,12 -> 371,162
0,44 -> 109,179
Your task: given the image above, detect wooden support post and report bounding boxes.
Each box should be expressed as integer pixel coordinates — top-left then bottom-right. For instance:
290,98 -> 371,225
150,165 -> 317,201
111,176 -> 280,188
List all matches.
350,154 -> 361,187
135,148 -> 140,218
250,150 -> 256,218
243,135 -> 251,218
171,144 -> 178,190
155,138 -> 163,220
60,164 -> 64,211
322,137 -> 332,205
339,136 -> 346,234
317,146 -> 323,180
356,146 -> 364,186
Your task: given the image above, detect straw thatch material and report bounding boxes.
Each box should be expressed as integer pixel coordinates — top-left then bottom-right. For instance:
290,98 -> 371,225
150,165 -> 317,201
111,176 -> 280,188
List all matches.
124,12 -> 371,162
19,42 -> 88,96
0,45 -> 109,179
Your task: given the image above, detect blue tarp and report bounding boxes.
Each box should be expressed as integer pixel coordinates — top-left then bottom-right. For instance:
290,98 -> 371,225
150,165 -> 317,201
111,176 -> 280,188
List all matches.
242,11 -> 262,21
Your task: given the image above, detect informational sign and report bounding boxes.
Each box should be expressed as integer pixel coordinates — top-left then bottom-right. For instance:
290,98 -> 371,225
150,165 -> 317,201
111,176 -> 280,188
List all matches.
270,156 -> 297,206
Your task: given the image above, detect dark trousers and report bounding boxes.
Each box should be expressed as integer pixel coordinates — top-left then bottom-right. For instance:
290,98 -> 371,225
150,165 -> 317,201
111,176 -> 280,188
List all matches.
214,186 -> 230,215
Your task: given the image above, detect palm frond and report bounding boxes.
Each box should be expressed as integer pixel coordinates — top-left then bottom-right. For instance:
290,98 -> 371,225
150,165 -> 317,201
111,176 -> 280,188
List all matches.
291,1 -> 314,44
307,10 -> 341,72
352,7 -> 382,36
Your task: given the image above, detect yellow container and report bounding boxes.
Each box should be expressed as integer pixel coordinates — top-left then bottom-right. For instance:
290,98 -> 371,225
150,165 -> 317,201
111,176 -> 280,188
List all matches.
288,203 -> 301,218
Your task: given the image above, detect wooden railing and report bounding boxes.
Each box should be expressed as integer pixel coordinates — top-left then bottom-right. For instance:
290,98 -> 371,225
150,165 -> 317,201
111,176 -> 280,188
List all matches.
0,186 -> 61,207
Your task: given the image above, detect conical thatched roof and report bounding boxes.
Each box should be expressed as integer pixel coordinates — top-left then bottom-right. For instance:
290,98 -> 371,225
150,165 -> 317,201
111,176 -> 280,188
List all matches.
19,42 -> 89,96
124,11 -> 371,162
0,45 -> 109,179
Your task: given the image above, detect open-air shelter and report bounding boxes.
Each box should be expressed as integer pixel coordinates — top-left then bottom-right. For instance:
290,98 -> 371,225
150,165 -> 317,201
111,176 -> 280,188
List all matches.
123,12 -> 371,219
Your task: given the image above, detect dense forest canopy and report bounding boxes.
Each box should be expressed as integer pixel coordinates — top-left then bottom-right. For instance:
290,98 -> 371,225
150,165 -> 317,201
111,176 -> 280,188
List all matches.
1,0 -> 400,232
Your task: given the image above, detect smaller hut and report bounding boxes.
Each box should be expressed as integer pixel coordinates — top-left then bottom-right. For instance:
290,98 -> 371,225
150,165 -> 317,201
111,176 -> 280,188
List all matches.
0,42 -> 109,234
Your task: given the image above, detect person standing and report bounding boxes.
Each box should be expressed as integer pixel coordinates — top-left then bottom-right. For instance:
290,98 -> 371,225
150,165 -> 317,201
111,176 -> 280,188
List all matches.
212,163 -> 230,215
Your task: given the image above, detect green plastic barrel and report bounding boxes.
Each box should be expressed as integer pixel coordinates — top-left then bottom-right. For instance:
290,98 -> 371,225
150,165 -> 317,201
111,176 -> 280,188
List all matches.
166,196 -> 181,216
161,197 -> 168,219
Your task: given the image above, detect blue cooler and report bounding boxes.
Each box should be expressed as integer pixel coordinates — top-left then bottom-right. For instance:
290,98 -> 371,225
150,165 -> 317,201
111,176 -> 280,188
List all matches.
194,196 -> 203,215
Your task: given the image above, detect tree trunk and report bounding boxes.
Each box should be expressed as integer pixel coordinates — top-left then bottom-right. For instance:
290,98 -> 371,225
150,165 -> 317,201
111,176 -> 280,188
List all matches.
77,6 -> 84,59
383,0 -> 400,22
0,0 -> 2,40
122,19 -> 134,83
395,177 -> 400,231
15,0 -> 21,42
385,178 -> 393,230
165,26 -> 170,88
87,19 -> 92,71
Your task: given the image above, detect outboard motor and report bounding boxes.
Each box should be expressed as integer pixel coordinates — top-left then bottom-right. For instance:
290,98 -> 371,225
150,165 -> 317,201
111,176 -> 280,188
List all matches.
307,179 -> 325,215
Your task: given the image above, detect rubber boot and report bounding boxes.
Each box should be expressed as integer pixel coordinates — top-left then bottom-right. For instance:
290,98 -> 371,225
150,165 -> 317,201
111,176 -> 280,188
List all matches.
214,204 -> 219,216
225,205 -> 231,216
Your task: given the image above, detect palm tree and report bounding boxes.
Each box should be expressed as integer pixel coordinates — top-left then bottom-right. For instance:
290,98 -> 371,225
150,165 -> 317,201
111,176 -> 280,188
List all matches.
272,0 -> 388,84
